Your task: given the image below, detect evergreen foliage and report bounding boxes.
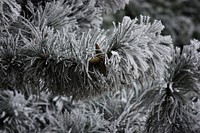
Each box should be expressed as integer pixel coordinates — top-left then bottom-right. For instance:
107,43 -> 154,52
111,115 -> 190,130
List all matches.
138,40 -> 200,133
0,0 -> 200,133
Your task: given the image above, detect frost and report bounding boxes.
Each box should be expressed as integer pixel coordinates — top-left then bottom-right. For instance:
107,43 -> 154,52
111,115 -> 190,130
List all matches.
1,0 -> 200,133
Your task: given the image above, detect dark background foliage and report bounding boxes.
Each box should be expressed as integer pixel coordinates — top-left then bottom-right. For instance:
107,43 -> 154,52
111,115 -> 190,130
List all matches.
103,0 -> 200,48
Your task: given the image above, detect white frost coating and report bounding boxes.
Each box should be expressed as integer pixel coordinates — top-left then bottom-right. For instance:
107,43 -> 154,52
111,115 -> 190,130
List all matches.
111,51 -> 121,60
110,51 -> 122,71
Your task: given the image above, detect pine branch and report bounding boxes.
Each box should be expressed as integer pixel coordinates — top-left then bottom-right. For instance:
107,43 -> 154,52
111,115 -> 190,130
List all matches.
1,12 -> 173,100
0,0 -> 21,26
138,40 -> 200,133
104,16 -> 173,93
15,0 -> 104,31
0,33 -> 25,91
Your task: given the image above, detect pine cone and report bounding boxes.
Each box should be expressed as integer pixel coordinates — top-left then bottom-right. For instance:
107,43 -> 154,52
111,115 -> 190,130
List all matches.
89,44 -> 107,76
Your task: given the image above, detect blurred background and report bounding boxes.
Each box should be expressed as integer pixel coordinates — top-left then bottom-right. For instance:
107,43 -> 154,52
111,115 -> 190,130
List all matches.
103,0 -> 200,48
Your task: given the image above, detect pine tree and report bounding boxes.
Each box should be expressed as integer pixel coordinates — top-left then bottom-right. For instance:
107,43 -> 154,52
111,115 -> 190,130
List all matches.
0,0 -> 200,133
